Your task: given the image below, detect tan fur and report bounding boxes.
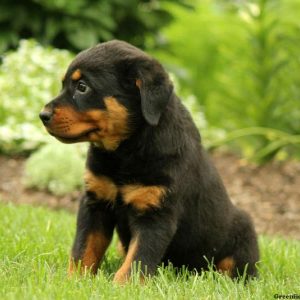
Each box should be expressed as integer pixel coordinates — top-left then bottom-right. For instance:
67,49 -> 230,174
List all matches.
84,170 -> 118,202
120,185 -> 167,211
68,232 -> 110,275
88,96 -> 129,150
135,79 -> 142,88
51,106 -> 97,137
217,256 -> 235,277
48,97 -> 129,150
71,69 -> 82,81
113,237 -> 139,284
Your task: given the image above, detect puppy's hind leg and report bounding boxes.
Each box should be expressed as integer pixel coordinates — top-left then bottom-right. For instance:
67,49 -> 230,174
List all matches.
217,209 -> 259,280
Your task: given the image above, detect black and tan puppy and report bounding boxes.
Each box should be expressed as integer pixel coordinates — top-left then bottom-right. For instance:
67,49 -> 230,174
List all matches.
39,40 -> 259,283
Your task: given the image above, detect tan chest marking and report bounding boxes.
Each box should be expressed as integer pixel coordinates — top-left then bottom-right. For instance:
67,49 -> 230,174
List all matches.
84,170 -> 118,202
120,185 -> 167,211
85,170 -> 166,210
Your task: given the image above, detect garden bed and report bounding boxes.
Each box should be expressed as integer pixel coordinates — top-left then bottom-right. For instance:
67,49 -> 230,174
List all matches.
0,152 -> 299,240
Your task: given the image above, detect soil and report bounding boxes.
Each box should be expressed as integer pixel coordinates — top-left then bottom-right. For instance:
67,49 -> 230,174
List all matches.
0,153 -> 299,240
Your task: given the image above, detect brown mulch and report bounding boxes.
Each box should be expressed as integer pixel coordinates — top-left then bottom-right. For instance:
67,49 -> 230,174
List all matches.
0,153 -> 299,240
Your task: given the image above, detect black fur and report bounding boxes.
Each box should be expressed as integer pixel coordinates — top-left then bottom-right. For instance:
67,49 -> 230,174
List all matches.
40,40 -> 259,281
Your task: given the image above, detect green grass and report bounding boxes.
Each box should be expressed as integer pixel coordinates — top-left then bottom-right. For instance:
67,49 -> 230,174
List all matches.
0,202 -> 299,300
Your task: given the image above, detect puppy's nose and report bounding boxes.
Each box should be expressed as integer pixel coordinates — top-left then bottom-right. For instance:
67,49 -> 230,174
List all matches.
39,110 -> 53,125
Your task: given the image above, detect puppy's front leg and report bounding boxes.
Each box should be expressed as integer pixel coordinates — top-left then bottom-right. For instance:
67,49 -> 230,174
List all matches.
113,215 -> 177,284
69,194 -> 115,275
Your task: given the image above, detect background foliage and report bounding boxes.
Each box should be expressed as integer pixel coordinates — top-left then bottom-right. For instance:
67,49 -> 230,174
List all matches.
155,0 -> 300,162
24,143 -> 85,195
0,40 -> 72,153
0,0 -> 191,53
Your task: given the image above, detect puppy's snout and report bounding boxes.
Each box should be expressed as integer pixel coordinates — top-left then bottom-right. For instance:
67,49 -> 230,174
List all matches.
39,109 -> 53,125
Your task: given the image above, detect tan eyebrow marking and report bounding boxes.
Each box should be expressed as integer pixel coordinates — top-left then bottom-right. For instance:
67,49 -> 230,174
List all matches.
136,79 -> 142,88
71,69 -> 82,81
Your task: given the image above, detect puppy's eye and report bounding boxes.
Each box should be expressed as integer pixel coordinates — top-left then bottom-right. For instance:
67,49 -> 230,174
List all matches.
77,81 -> 88,93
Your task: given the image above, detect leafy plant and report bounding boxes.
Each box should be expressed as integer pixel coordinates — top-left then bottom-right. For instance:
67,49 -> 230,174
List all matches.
24,143 -> 85,196
210,0 -> 300,161
0,40 -> 73,153
157,0 -> 300,162
153,0 -> 240,108
0,0 -> 192,53
209,127 -> 300,162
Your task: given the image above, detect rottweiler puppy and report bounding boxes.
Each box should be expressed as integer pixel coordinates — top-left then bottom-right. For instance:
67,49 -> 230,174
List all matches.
39,40 -> 259,283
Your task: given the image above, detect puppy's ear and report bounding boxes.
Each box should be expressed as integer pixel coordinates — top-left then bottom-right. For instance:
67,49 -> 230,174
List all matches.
135,59 -> 173,126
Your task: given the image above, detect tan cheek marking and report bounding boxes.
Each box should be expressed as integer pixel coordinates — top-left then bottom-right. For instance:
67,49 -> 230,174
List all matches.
50,106 -> 97,136
68,232 -> 110,275
71,69 -> 82,81
50,97 -> 129,150
84,170 -> 117,202
120,185 -> 166,211
113,237 -> 139,284
104,96 -> 129,137
217,257 -> 235,277
87,97 -> 129,151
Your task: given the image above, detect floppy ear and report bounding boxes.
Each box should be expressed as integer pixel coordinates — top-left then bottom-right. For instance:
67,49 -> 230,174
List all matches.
135,59 -> 173,126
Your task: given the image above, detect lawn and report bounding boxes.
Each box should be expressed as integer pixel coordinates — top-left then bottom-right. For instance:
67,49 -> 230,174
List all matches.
0,202 -> 299,300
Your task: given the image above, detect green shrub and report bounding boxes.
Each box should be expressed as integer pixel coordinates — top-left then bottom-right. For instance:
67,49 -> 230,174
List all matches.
170,74 -> 226,147
0,0 -> 191,53
24,143 -> 85,196
0,39 -> 73,153
157,0 -> 300,162
208,0 -> 300,161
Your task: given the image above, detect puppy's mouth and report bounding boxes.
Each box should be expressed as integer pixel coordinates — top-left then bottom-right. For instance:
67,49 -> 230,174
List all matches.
48,127 -> 100,144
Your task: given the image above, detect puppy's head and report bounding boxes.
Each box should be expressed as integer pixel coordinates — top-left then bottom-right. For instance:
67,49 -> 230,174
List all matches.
39,40 -> 173,150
